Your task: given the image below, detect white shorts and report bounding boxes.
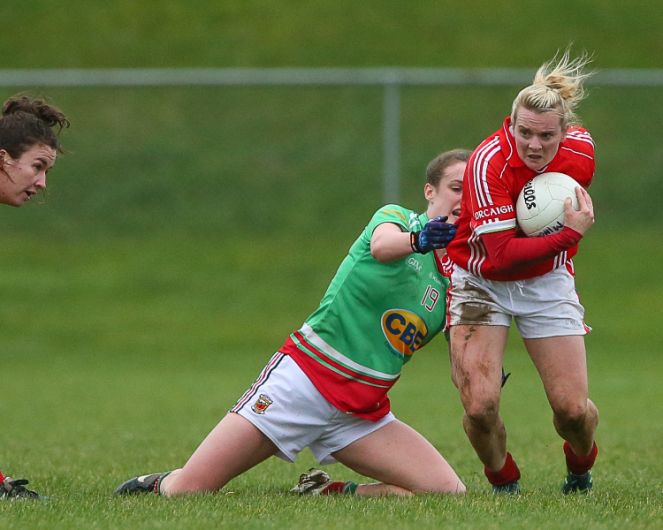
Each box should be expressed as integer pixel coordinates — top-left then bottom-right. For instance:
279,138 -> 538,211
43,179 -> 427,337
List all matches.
448,266 -> 588,339
231,353 -> 395,464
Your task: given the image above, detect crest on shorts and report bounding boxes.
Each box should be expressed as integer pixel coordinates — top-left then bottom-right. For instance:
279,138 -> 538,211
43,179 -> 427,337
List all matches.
252,394 -> 273,414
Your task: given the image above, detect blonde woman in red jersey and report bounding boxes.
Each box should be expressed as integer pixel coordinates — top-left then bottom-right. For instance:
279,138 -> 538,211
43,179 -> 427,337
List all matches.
445,49 -> 598,494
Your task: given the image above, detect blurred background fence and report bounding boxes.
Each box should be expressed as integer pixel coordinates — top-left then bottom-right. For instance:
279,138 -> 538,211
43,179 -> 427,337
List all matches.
2,66 -> 662,206
1,0 -> 662,242
1,68 -> 662,242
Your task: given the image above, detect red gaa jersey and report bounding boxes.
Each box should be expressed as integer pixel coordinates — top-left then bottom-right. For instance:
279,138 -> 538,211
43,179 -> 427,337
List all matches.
446,116 -> 595,281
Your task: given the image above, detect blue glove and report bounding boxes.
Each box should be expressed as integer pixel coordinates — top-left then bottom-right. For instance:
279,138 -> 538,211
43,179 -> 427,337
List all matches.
410,215 -> 458,254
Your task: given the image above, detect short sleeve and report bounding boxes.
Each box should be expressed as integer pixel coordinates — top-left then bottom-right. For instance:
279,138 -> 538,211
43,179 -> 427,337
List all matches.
366,204 -> 414,235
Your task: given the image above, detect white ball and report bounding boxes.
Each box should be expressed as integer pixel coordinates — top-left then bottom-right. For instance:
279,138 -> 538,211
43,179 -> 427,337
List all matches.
516,172 -> 580,237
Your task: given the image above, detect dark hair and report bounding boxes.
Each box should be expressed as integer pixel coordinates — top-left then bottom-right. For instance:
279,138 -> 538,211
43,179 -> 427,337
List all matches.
0,94 -> 70,158
426,148 -> 470,187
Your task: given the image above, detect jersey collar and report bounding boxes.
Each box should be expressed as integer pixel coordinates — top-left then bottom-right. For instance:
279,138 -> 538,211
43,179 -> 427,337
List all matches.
499,116 -> 525,169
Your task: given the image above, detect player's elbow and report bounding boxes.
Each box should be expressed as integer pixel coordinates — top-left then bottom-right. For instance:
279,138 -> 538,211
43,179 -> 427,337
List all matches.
488,254 -> 521,272
370,240 -> 394,263
370,232 -> 401,262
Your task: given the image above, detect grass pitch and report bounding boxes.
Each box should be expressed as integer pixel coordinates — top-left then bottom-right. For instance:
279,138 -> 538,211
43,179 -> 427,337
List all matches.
0,1 -> 661,527
1,228 -> 661,529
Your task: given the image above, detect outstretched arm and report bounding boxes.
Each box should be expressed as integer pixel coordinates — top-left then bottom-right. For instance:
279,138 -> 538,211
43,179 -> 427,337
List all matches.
370,222 -> 413,262
371,217 -> 457,263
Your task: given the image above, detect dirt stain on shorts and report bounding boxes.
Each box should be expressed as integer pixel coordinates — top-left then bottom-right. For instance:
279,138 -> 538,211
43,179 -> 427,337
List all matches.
454,280 -> 495,325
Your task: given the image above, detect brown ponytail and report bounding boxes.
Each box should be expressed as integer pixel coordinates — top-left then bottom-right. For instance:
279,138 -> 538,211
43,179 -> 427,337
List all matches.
0,94 -> 70,158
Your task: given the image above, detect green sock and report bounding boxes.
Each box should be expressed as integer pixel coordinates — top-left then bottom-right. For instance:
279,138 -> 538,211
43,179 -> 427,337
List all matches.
342,481 -> 358,494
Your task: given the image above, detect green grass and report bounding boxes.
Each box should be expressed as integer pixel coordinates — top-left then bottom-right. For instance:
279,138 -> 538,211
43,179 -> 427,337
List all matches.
0,1 -> 661,68
1,228 -> 661,529
0,1 -> 661,527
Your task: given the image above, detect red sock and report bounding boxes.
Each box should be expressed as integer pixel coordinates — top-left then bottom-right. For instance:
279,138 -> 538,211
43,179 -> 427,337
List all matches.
322,481 -> 345,495
0,470 -> 5,482
484,452 -> 521,486
564,441 -> 598,475
321,481 -> 358,495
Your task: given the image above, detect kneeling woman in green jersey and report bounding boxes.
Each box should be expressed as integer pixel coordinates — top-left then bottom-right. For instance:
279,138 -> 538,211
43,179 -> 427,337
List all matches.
116,149 -> 470,497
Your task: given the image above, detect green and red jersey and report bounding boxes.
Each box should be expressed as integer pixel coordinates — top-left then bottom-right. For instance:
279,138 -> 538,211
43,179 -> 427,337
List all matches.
280,205 -> 449,420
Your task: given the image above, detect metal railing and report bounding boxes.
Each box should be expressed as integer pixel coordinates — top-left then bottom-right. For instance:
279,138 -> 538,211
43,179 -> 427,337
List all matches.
3,67 -> 661,202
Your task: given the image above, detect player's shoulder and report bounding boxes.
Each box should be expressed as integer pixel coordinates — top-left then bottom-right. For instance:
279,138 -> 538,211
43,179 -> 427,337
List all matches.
563,126 -> 595,156
369,204 -> 414,229
469,131 -> 506,170
374,203 -> 412,219
556,127 -> 595,184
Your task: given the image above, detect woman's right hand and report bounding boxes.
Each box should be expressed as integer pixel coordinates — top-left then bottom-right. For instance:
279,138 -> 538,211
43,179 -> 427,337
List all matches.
563,186 -> 595,235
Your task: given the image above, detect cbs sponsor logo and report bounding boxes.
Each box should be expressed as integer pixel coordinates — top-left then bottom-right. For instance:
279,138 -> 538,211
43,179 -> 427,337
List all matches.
381,309 -> 428,357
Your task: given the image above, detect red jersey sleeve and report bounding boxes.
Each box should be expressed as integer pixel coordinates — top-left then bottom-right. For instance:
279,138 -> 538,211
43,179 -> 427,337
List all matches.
466,137 -> 518,237
481,227 -> 583,272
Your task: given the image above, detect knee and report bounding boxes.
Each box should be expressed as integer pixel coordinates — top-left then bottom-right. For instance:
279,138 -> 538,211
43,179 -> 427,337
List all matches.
464,398 -> 500,431
553,399 -> 589,429
452,359 -> 502,425
413,477 -> 466,496
451,480 -> 466,495
433,476 -> 466,495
